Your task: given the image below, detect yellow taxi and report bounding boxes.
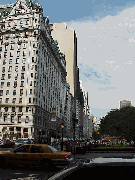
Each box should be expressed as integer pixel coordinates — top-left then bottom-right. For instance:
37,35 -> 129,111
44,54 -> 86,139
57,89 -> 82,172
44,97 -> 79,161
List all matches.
0,144 -> 74,169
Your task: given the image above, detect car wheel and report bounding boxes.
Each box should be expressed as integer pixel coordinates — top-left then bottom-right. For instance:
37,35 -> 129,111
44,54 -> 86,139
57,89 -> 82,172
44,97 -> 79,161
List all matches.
40,159 -> 55,171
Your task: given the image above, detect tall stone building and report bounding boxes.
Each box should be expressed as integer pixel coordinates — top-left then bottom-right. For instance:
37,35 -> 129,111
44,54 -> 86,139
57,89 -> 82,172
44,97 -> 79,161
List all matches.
50,22 -> 80,138
119,100 -> 131,109
50,23 -> 77,98
0,0 -> 71,140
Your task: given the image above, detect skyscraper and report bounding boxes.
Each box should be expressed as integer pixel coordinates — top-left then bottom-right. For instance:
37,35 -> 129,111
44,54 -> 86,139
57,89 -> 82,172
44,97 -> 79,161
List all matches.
119,100 -> 131,109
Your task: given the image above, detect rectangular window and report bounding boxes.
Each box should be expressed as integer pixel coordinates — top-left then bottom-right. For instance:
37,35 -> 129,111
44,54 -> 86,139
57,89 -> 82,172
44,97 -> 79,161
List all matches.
20,89 -> 23,95
6,90 -> 9,95
14,81 -> 17,88
15,66 -> 18,72
0,98 -> 2,103
29,98 -> 31,103
23,51 -> 26,56
4,52 -> 7,58
22,66 -> 25,71
1,74 -> 5,80
11,116 -> 14,123
10,45 -> 14,50
5,98 -> 9,103
19,98 -> 22,103
3,59 -> 6,65
7,82 -> 10,87
25,116 -> 29,123
8,66 -> 12,72
18,116 -> 21,123
22,58 -> 26,64
30,81 -> 32,86
31,65 -> 34,70
35,65 -> 37,71
34,73 -> 37,79
12,98 -> 16,103
30,89 -> 32,95
32,57 -> 34,63
14,73 -> 18,80
1,82 -> 4,88
31,73 -> 33,78
8,74 -> 11,79
5,107 -> 8,112
16,58 -> 19,64
33,98 -> 35,103
17,51 -> 20,56
23,44 -> 27,49
18,107 -> 22,112
2,67 -> 5,73
20,81 -> 24,87
26,107 -> 29,112
4,116 -> 7,122
10,52 -> 13,57
13,90 -> 16,95
12,107 -> 15,112
17,45 -> 21,50
34,81 -> 36,87
21,73 -> 24,79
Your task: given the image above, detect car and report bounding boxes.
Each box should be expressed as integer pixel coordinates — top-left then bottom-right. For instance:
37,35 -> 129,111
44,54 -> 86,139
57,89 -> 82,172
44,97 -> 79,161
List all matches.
2,139 -> 15,148
0,140 -> 4,147
48,155 -> 135,179
0,144 -> 74,169
15,139 -> 25,147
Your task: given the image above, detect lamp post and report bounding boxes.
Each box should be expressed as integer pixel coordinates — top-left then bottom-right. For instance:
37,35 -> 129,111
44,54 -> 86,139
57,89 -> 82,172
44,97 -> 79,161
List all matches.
39,129 -> 41,144
61,125 -> 64,151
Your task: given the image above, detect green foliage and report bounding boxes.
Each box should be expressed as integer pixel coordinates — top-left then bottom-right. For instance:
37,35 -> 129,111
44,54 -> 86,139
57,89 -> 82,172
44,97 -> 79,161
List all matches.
99,106 -> 135,142
92,131 -> 100,141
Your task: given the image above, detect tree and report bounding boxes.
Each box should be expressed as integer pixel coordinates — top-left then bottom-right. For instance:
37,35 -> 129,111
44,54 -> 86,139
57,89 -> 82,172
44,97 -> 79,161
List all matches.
99,106 -> 135,142
92,130 -> 100,142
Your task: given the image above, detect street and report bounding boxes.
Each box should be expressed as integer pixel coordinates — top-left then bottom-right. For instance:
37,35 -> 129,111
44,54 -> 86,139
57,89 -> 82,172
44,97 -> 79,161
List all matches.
0,147 -> 135,179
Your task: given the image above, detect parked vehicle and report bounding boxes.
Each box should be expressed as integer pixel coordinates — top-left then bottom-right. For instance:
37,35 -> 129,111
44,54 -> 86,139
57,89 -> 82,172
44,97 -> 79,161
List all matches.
2,139 -> 15,148
15,139 -> 24,147
0,140 -> 4,147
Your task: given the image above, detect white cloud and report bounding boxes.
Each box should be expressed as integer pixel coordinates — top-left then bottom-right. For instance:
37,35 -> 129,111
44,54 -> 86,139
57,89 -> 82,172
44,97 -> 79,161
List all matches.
67,5 -> 135,112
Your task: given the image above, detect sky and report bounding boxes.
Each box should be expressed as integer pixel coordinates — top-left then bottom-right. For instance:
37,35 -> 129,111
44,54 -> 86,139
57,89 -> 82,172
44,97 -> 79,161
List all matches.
1,0 -> 135,122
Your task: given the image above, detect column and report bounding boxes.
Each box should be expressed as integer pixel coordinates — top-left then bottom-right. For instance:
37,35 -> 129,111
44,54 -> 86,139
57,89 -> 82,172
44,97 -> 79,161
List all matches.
7,127 -> 9,139
21,127 -> 24,138
32,127 -> 34,138
28,127 -> 31,139
0,127 -> 2,140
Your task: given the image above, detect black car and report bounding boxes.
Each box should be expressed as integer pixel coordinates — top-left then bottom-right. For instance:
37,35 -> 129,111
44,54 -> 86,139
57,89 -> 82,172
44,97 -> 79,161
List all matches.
48,155 -> 135,179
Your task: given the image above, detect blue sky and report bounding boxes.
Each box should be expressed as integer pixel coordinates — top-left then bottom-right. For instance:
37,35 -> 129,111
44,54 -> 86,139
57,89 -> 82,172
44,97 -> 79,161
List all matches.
1,0 -> 135,121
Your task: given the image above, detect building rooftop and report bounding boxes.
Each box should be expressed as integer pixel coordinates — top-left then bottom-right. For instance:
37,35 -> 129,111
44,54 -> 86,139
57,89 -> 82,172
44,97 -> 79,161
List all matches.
0,0 -> 43,20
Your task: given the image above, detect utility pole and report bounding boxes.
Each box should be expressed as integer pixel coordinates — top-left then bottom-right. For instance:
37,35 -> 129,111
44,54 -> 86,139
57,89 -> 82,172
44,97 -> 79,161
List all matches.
73,113 -> 76,157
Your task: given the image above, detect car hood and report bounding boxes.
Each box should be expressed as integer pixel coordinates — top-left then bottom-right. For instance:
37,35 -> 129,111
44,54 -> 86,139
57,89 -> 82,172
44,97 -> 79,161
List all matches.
48,156 -> 135,180
0,151 -> 12,154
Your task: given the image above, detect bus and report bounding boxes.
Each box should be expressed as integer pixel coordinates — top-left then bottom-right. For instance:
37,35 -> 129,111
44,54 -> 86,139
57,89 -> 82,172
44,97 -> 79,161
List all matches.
102,137 -> 122,144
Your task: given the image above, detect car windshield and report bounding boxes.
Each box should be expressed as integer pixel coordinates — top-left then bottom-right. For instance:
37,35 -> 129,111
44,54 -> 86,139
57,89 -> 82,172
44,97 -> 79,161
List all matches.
47,145 -> 58,152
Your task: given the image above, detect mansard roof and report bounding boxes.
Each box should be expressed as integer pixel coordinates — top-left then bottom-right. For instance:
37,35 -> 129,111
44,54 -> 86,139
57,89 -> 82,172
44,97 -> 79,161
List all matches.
0,3 -> 14,20
0,0 -> 43,20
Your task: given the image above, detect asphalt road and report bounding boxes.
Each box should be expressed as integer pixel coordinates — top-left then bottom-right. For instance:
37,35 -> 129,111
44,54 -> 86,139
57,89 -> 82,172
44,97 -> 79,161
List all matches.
1,147 -> 135,179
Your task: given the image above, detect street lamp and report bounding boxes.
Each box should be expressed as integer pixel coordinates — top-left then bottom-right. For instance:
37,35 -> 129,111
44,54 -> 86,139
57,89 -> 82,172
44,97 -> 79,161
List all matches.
39,129 -> 41,144
61,125 -> 64,151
